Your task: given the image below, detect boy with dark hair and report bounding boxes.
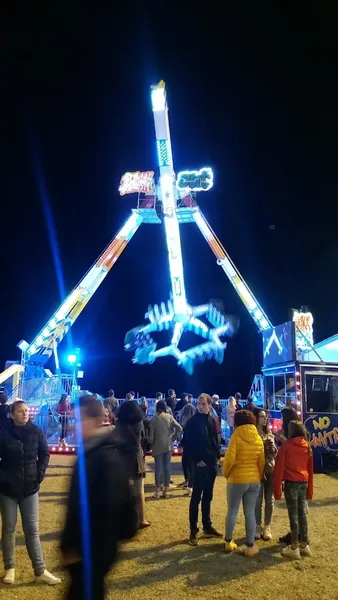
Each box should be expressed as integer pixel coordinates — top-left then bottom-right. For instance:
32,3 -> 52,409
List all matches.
61,395 -> 138,600
183,393 -> 222,545
165,389 -> 176,413
174,393 -> 188,416
234,392 -> 242,411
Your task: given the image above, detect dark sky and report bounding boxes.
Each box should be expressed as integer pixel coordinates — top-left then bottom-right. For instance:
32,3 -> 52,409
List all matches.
2,4 -> 338,398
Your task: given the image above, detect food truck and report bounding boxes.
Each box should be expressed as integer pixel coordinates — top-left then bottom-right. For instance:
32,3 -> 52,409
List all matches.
255,311 -> 338,472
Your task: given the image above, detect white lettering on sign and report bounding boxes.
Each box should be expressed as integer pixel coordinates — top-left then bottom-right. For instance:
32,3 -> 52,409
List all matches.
119,171 -> 154,196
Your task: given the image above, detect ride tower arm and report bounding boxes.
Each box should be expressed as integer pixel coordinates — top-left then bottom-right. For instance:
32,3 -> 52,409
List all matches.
26,210 -> 143,360
192,209 -> 272,332
151,82 -> 188,316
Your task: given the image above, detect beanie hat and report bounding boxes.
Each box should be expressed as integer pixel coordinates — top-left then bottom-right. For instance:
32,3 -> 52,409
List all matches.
117,400 -> 144,425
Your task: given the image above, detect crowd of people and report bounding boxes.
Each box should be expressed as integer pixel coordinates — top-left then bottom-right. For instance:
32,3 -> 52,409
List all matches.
0,388 -> 313,599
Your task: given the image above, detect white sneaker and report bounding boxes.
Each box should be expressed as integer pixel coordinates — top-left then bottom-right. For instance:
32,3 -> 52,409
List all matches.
3,568 -> 15,584
300,545 -> 312,557
186,487 -> 192,497
35,570 -> 61,585
255,526 -> 261,540
262,525 -> 272,541
281,545 -> 301,560
153,490 -> 161,499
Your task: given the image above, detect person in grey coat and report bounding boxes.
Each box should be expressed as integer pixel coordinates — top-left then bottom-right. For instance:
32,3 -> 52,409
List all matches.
150,400 -> 182,499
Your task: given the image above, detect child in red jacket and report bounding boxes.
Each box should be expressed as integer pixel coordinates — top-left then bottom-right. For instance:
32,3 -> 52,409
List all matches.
274,420 -> 313,560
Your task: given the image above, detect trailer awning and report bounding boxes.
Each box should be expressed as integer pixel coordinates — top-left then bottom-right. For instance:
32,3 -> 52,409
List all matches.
303,334 -> 338,363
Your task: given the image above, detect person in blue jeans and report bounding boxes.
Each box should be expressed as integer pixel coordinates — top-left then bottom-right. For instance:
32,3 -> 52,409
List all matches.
182,393 -> 223,546
223,410 -> 265,557
0,401 -> 61,586
150,400 -> 182,498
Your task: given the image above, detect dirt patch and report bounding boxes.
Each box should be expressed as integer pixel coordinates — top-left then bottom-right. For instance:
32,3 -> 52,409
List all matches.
1,455 -> 337,599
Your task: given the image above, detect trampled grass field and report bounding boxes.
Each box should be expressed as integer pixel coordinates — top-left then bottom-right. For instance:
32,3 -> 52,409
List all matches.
1,455 -> 337,599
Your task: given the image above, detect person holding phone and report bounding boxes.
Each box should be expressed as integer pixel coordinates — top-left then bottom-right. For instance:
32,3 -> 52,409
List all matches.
182,393 -> 222,546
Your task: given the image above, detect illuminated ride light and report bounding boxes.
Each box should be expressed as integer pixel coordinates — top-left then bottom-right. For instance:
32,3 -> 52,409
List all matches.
25,212 -> 143,360
49,445 -> 76,454
125,302 -> 239,375
119,171 -> 155,196
293,310 -> 314,353
176,168 -> 214,192
263,329 -> 283,359
123,81 -> 240,374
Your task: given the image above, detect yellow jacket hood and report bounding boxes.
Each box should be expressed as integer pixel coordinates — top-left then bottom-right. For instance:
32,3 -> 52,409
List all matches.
222,424 -> 265,484
235,424 -> 260,444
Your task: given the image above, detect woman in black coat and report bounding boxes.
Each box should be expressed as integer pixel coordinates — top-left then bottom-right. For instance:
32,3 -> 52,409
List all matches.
0,400 -> 60,586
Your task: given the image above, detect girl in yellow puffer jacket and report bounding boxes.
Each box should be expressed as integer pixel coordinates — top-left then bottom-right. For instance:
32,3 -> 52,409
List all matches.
223,410 -> 265,557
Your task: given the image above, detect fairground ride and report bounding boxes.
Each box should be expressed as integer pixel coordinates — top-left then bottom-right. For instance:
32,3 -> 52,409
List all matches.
5,80 -> 338,471
4,80 -> 272,409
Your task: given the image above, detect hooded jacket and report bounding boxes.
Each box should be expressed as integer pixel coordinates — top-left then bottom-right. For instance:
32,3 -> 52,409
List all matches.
0,419 -> 49,499
60,429 -> 138,565
273,436 -> 313,500
222,424 -> 265,484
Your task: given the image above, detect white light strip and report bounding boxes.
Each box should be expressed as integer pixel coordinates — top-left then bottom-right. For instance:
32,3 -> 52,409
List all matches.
151,82 -> 188,316
164,215 -> 188,314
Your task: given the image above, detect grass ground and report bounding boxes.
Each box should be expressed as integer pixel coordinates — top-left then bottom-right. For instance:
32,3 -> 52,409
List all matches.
1,455 -> 338,599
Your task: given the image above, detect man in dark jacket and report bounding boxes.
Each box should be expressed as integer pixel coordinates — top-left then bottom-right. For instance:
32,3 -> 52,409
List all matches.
174,392 -> 188,416
0,392 -> 10,429
165,388 -> 177,413
61,395 -> 138,600
182,393 -> 222,546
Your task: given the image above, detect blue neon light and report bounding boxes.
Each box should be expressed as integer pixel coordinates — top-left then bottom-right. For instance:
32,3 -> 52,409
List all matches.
67,354 -> 77,365
176,167 -> 214,192
156,140 -> 171,167
125,302 -> 239,374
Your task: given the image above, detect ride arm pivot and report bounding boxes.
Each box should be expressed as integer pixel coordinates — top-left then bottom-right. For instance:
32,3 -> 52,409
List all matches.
192,209 -> 272,332
26,210 -> 143,360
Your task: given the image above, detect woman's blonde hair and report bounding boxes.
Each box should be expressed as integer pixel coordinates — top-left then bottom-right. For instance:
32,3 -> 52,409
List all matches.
228,396 -> 236,407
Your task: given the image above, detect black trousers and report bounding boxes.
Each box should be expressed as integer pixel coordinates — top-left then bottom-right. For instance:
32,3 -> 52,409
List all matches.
189,463 -> 217,532
182,451 -> 193,488
66,560 -> 112,600
60,416 -> 67,440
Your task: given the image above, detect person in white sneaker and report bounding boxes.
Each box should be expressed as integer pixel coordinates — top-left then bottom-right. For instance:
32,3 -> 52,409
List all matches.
149,400 -> 182,499
254,409 -> 277,541
274,420 -> 313,559
0,401 -> 61,586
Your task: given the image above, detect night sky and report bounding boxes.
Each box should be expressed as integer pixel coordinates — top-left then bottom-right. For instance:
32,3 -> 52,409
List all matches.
2,5 -> 338,398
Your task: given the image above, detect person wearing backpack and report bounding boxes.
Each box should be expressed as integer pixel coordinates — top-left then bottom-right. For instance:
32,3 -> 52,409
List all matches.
61,395 -> 138,600
253,409 -> 277,542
